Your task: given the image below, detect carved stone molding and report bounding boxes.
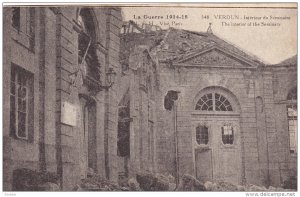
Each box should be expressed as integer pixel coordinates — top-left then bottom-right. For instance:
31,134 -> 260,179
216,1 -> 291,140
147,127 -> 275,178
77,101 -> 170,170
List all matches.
183,49 -> 246,67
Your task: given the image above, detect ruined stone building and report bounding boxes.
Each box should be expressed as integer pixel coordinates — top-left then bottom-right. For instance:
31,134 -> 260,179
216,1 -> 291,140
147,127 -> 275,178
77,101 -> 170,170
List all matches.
120,22 -> 297,187
3,6 -> 297,191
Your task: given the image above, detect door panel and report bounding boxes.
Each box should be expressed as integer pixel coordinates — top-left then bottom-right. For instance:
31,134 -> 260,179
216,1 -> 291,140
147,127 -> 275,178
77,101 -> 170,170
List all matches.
195,148 -> 213,182
215,120 -> 240,184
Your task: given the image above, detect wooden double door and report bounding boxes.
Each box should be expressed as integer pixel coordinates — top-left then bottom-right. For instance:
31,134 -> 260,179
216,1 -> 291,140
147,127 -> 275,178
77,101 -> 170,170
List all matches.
193,116 -> 242,184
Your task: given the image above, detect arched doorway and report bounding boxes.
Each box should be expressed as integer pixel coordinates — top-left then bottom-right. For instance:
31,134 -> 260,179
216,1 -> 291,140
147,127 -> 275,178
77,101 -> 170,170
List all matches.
192,87 -> 242,184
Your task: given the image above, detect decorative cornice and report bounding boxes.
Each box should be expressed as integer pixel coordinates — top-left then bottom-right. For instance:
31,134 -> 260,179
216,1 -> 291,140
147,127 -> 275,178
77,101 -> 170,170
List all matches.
175,46 -> 259,67
172,63 -> 257,70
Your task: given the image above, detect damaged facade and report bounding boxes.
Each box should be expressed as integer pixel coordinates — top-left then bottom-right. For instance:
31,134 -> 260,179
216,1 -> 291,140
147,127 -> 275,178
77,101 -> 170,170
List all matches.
3,6 -> 123,190
3,6 -> 297,191
119,21 -> 297,187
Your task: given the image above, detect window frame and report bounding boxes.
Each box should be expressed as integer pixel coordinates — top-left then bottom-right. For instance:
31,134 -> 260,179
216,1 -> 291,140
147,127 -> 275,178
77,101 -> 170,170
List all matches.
10,64 -> 34,141
195,92 -> 234,112
196,125 -> 209,145
11,7 -> 35,51
221,125 -> 234,145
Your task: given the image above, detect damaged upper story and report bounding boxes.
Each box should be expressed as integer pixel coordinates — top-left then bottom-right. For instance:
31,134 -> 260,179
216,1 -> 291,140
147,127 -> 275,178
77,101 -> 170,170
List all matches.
120,20 -> 265,71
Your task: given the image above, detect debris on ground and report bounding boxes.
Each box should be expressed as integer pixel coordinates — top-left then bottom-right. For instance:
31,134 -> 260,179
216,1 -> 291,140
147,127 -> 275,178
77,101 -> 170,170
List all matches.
74,175 -> 130,191
203,180 -> 296,192
12,168 -> 60,191
136,173 -> 169,191
37,182 -> 60,191
128,177 -> 141,191
283,176 -> 297,190
177,174 -> 206,191
74,172 -> 297,191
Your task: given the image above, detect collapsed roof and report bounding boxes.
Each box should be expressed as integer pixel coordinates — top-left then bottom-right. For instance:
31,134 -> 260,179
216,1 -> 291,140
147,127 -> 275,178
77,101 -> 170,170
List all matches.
120,21 -> 271,68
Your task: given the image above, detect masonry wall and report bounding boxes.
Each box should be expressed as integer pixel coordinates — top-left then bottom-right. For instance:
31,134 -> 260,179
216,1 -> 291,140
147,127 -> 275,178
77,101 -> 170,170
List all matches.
116,45 -> 159,180
272,66 -> 297,184
156,63 -> 267,184
54,7 -> 123,189
103,8 -> 123,183
156,61 -> 298,187
3,7 -> 41,191
3,6 -> 123,191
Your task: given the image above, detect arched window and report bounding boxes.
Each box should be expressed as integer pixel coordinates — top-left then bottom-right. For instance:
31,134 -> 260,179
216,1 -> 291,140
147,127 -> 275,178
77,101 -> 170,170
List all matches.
78,8 -> 99,81
195,93 -> 233,111
196,125 -> 209,145
287,87 -> 297,154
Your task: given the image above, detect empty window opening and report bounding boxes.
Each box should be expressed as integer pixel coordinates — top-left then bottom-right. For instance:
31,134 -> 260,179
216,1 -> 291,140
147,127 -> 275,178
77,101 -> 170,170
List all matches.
78,9 -> 99,81
164,90 -> 179,111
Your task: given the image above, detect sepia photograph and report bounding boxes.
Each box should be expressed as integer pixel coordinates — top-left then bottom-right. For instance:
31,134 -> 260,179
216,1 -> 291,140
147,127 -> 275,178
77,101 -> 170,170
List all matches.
1,2 -> 298,193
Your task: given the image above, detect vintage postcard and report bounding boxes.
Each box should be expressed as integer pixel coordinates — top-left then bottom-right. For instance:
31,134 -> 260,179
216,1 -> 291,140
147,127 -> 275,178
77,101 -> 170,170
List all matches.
2,3 -> 297,193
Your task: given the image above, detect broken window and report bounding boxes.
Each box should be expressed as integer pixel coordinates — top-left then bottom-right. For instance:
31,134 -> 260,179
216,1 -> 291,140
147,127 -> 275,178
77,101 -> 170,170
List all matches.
287,87 -> 297,154
195,93 -> 233,111
196,125 -> 209,145
164,90 -> 179,111
10,64 -> 34,141
221,125 -> 234,145
78,9 -> 100,81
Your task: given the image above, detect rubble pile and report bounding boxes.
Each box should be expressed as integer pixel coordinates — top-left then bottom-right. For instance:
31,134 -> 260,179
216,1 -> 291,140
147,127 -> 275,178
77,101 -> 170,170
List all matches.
204,180 -> 297,192
136,173 -> 170,191
75,173 -> 297,191
12,168 -> 60,191
177,174 -> 206,191
74,175 -> 129,191
127,177 -> 141,191
283,176 -> 297,190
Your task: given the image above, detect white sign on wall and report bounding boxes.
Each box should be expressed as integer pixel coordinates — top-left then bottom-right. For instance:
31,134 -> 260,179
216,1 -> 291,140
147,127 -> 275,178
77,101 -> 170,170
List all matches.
61,101 -> 77,127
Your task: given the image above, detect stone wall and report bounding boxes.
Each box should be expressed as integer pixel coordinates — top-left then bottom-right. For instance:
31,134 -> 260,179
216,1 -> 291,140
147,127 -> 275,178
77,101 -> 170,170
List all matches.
3,7 -> 41,191
272,66 -> 297,184
3,7 -> 296,190
3,6 -> 123,191
155,62 -> 296,187
156,63 -> 266,185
